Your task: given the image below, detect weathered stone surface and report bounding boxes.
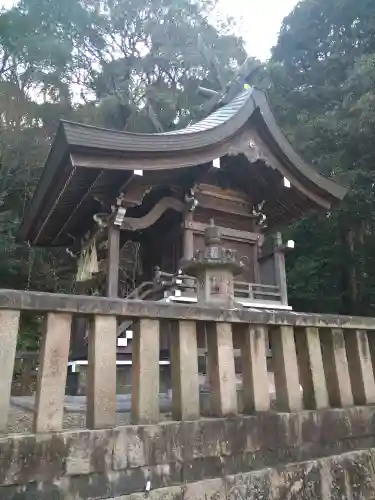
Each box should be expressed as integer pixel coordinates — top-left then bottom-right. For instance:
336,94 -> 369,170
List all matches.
226,468 -> 271,500
2,448 -> 375,499
170,321 -> 200,421
132,319 -> 160,425
65,429 -> 113,476
110,462 -> 183,497
34,312 -> 72,433
3,408 -> 375,498
87,315 -> 117,430
5,288 -> 375,331
182,419 -> 224,460
0,433 -> 68,486
295,326 -> 329,410
113,422 -> 184,470
115,485 -> 182,499
182,477 -> 226,500
0,310 -> 20,432
182,456 -> 224,483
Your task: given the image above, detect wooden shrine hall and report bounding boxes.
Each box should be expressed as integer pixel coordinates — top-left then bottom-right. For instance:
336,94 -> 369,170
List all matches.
18,86 -> 345,315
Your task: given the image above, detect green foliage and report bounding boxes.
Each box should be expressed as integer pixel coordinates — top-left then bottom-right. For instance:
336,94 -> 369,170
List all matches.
0,0 -> 246,348
266,0 -> 375,314
5,0 -> 375,346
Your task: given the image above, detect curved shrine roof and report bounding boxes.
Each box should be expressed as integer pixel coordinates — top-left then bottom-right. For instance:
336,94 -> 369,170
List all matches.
18,87 -> 346,246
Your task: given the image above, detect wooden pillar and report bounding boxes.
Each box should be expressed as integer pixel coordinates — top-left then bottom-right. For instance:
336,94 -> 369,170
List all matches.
170,320 -> 200,420
0,310 -> 20,432
183,213 -> 194,260
273,233 -> 288,306
237,324 -> 270,412
270,326 -> 302,412
253,241 -> 262,284
295,327 -> 329,410
132,319 -> 160,424
68,282 -> 89,396
87,315 -> 117,429
344,329 -> 375,405
321,328 -> 353,408
206,322 -> 237,416
34,313 -> 72,433
106,224 -> 120,298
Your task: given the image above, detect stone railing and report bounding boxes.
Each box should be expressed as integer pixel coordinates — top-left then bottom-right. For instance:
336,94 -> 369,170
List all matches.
1,289 -> 375,435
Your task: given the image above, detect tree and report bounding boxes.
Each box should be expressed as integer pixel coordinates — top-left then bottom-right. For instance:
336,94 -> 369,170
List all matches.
0,0 -> 247,348
265,0 -> 375,314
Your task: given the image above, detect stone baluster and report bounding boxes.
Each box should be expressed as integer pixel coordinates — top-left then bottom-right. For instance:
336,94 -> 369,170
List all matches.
344,329 -> 375,405
170,320 -> 200,420
132,318 -> 160,424
295,327 -> 329,410
34,312 -> 72,433
270,326 -> 303,412
235,323 -> 270,412
320,328 -> 353,407
206,322 -> 238,416
86,315 -> 117,429
0,310 -> 20,432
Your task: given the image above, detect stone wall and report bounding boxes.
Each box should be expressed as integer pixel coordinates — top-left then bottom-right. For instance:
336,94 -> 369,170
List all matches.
2,406 -> 375,499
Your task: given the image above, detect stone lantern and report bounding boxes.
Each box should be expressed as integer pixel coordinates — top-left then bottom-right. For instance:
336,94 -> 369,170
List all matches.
181,220 -> 243,308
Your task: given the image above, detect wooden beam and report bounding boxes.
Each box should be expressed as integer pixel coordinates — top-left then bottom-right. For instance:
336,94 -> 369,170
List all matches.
183,212 -> 194,260
273,233 -> 288,306
185,220 -> 261,243
121,197 -> 185,231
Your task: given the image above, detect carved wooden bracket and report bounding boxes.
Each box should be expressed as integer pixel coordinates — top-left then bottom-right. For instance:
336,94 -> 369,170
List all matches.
121,197 -> 185,231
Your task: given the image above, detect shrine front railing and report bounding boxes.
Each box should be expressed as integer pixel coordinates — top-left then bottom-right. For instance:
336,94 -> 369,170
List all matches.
127,271 -> 285,307
1,288 -> 375,434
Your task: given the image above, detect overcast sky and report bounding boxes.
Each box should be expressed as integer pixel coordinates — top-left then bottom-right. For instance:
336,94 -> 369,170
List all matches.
214,0 -> 298,60
0,0 -> 298,60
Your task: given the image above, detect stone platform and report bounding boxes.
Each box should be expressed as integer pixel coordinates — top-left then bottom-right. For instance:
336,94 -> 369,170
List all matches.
2,406 -> 375,499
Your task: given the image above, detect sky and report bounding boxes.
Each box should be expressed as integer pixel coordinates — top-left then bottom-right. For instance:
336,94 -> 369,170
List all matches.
213,0 -> 298,60
0,0 -> 298,61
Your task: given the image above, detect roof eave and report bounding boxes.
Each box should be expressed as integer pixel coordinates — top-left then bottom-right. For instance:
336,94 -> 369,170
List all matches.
17,124 -> 70,242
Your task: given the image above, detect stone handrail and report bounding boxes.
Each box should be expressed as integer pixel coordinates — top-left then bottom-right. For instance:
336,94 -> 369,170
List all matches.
1,288 -> 375,435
